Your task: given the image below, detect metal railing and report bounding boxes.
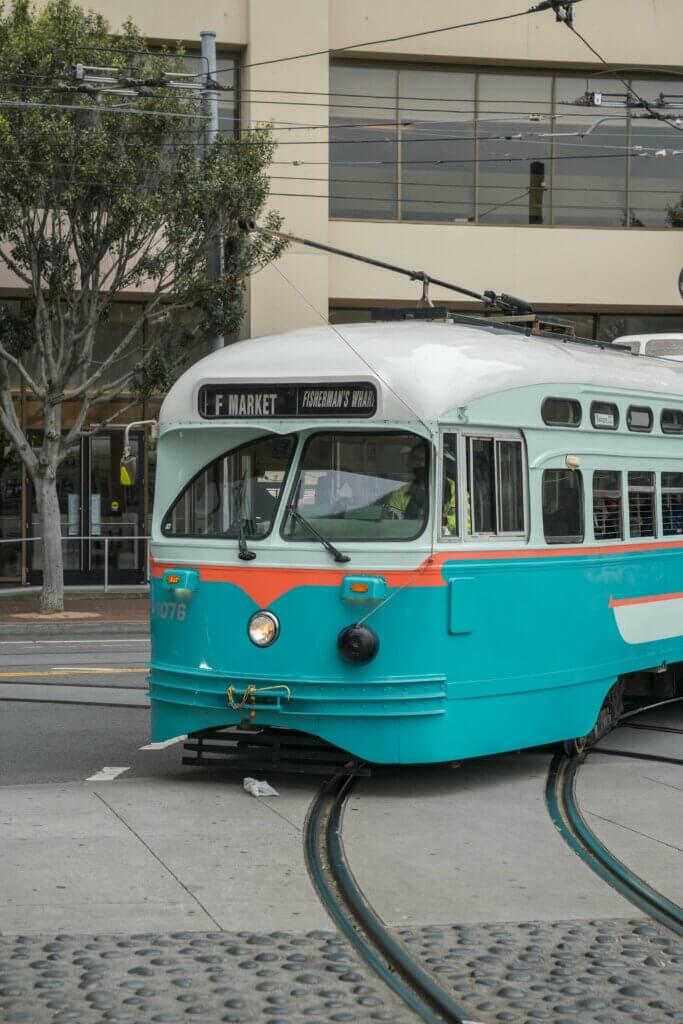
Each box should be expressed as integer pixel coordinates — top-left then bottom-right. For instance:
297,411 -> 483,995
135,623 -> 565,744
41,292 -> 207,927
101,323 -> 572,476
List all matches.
0,534 -> 150,592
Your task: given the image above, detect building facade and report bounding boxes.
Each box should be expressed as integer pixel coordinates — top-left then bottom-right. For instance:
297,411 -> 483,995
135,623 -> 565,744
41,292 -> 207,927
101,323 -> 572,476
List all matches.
1,0 -> 683,584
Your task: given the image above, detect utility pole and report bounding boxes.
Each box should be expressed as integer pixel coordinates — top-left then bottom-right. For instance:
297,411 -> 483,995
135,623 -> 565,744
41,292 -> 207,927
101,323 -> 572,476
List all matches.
201,28 -> 224,352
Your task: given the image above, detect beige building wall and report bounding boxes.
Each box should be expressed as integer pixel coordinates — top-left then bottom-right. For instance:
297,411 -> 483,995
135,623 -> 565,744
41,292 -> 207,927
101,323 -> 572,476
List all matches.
7,1 -> 683,331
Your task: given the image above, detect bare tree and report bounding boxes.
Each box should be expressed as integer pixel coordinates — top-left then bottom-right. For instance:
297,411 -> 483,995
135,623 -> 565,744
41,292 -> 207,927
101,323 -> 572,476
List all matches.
0,0 -> 285,611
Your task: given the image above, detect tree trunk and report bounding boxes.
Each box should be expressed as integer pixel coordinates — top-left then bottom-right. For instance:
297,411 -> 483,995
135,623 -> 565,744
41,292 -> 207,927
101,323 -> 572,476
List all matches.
36,472 -> 65,614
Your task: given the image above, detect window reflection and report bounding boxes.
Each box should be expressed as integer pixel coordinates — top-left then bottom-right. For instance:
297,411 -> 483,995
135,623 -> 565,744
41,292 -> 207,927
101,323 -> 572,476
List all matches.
478,74 -> 552,225
329,64 -> 683,230
330,65 -> 398,220
553,77 -> 627,227
399,70 -> 475,223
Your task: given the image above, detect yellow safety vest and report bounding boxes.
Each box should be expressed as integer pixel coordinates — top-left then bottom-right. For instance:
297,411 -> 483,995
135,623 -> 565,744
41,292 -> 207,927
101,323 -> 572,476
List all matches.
386,482 -> 413,514
443,477 -> 457,534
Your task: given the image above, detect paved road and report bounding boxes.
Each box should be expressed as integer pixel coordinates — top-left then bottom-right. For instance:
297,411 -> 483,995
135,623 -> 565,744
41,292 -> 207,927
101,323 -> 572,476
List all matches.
0,634 -> 149,689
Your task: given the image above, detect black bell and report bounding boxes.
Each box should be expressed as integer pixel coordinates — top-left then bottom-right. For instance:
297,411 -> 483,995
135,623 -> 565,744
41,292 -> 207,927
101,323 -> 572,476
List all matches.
337,623 -> 379,665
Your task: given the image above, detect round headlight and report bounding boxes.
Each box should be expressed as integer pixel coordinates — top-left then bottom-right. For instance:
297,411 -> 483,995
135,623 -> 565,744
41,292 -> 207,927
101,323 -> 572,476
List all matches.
248,610 -> 280,647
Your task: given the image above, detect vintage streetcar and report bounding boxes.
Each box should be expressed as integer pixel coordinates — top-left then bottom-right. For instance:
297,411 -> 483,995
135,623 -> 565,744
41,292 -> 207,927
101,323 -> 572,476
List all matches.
146,315 -> 683,765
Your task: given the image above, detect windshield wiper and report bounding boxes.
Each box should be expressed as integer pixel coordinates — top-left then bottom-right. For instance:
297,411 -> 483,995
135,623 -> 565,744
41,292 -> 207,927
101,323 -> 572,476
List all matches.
286,507 -> 350,564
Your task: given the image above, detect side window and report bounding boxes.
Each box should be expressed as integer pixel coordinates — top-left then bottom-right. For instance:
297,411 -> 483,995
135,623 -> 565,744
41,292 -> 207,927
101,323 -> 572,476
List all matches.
627,406 -> 653,433
591,401 -> 619,430
466,435 -> 525,537
497,440 -> 525,533
628,471 -> 656,538
541,397 -> 581,427
661,409 -> 683,434
662,472 -> 683,535
592,470 -> 622,540
441,434 -> 459,537
543,469 -> 584,544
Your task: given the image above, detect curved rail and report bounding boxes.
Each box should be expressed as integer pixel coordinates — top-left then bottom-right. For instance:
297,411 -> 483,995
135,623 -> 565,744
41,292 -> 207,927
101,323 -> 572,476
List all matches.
305,775 -> 471,1024
546,752 -> 683,937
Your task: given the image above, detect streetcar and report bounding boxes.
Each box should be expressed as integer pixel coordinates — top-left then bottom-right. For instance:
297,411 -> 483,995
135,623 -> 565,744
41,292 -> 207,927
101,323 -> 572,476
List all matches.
147,315 -> 683,764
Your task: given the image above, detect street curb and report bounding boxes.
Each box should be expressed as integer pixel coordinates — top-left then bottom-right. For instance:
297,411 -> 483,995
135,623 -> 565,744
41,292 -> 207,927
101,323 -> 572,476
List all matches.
0,620 -> 150,637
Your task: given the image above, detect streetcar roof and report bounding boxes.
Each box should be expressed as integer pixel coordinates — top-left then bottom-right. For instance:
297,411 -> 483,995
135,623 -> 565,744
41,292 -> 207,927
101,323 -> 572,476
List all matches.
159,320 -> 683,426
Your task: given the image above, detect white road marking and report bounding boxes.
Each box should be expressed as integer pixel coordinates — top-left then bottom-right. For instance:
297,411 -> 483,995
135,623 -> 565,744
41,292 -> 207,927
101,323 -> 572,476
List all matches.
0,639 -> 149,645
139,735 -> 187,750
86,766 -> 130,781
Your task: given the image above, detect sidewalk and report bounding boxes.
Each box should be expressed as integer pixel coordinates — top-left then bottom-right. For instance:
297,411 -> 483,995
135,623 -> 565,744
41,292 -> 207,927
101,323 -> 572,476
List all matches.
0,592 -> 149,636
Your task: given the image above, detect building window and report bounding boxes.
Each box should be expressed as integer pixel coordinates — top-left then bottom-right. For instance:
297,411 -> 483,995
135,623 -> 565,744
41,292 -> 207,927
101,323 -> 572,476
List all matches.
591,401 -> 619,430
593,470 -> 623,540
662,472 -> 683,535
627,406 -> 653,432
661,409 -> 683,434
466,435 -> 525,536
541,397 -> 581,427
628,471 -> 656,538
543,469 -> 584,544
329,64 -> 683,229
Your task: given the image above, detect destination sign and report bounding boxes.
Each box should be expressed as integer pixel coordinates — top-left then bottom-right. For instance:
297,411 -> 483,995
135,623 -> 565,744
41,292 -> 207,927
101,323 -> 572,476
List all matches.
198,382 -> 378,419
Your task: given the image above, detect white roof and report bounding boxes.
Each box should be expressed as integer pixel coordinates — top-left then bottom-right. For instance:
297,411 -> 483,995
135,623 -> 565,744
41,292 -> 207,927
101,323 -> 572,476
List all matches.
160,320 -> 683,426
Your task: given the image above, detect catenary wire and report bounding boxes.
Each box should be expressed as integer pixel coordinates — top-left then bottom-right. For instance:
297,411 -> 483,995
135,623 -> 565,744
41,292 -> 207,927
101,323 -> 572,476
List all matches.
202,5 -> 558,78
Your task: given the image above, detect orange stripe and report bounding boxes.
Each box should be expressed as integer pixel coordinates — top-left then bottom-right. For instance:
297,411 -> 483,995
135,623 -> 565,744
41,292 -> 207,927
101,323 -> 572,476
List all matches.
152,559 -> 444,607
151,538 -> 683,607
609,591 -> 683,608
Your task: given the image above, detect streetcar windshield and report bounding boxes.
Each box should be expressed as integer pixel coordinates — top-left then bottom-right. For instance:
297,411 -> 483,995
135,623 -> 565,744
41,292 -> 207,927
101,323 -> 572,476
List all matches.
162,434 -> 295,539
283,432 -> 429,542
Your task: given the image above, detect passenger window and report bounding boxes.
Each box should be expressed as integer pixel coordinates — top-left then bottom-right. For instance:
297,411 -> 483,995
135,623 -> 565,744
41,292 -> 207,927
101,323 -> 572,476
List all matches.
627,406 -> 653,433
466,436 -> 525,536
441,434 -> 459,537
590,401 -> 619,430
661,409 -> 683,434
541,397 -> 581,427
628,471 -> 656,538
661,472 -> 683,535
592,471 -> 622,540
543,469 -> 584,544
497,440 -> 525,533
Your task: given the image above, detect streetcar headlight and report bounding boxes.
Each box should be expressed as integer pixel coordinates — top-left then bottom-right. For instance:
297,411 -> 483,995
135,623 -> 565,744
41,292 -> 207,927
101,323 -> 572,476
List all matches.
248,610 -> 280,647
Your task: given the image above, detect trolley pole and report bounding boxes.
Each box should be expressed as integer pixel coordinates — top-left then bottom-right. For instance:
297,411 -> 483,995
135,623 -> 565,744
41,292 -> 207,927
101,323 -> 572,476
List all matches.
201,28 -> 224,352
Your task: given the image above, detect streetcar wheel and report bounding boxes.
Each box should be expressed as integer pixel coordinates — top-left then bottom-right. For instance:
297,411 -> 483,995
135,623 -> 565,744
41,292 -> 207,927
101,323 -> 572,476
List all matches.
562,734 -> 588,757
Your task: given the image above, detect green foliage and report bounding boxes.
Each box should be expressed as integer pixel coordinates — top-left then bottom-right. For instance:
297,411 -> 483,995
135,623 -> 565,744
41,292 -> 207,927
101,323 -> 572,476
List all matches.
0,0 -> 286,450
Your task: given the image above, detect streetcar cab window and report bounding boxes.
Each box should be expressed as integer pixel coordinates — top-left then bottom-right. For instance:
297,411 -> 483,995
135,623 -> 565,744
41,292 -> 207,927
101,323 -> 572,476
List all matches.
466,436 -> 525,536
162,434 -> 295,538
662,472 -> 683,535
628,471 -> 656,538
283,432 -> 429,541
590,401 -> 619,430
661,409 -> 683,434
541,397 -> 581,427
542,469 -> 584,544
592,470 -> 623,540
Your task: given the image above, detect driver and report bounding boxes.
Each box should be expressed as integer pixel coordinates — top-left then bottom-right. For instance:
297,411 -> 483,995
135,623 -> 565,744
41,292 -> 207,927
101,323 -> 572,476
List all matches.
384,444 -> 427,519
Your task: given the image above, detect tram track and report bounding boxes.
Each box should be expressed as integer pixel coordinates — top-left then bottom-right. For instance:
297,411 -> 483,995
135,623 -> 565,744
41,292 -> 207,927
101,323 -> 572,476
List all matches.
305,775 -> 476,1024
546,725 -> 683,938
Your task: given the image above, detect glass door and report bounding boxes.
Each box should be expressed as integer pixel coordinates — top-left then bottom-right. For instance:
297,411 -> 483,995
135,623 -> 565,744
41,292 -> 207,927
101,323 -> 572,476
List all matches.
0,436 -> 23,583
87,431 -> 145,584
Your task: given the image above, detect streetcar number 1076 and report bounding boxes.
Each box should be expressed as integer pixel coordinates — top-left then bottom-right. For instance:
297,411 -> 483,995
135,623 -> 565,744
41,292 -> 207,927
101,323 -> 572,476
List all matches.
154,602 -> 187,621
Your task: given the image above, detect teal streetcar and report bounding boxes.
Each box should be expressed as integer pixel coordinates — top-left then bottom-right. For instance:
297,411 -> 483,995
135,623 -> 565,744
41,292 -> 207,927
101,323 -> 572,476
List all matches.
148,317 -> 683,764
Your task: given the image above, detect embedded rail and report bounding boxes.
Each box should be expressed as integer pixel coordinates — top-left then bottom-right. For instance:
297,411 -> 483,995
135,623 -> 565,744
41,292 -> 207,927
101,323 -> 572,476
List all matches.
546,702 -> 683,938
304,775 -> 473,1024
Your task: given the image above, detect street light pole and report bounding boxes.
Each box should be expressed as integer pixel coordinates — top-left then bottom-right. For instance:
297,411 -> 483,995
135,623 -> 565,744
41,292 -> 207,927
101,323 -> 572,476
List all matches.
200,28 -> 224,352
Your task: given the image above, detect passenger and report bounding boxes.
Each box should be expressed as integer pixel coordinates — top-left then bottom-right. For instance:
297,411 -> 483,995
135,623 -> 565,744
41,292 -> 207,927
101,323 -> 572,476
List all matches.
384,444 -> 427,519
